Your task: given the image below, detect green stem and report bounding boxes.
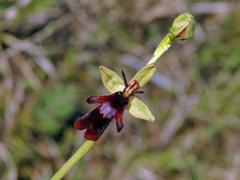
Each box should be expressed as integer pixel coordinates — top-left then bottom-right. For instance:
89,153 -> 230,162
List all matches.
51,140 -> 95,180
147,33 -> 175,65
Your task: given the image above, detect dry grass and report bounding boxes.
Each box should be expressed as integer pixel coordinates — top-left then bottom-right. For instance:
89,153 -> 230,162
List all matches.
0,0 -> 240,179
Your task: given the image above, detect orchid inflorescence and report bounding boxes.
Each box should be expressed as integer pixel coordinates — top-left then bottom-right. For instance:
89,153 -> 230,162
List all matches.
74,13 -> 195,141
51,13 -> 195,180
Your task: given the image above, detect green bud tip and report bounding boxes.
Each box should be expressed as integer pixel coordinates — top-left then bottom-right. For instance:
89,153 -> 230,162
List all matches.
170,13 -> 196,40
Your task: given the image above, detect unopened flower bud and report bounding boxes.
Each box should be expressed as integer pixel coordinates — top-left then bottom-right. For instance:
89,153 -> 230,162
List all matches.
170,13 -> 195,40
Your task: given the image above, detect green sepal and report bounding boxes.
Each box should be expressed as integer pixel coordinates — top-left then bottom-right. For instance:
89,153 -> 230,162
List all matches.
131,63 -> 157,87
128,97 -> 155,122
99,66 -> 125,93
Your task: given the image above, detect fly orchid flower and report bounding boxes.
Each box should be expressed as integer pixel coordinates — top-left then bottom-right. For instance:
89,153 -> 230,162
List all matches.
74,64 -> 156,141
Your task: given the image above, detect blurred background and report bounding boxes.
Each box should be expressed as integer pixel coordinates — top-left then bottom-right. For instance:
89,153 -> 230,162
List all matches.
0,0 -> 240,179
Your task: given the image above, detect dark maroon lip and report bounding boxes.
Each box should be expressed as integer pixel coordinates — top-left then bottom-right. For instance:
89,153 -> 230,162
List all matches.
74,92 -> 127,141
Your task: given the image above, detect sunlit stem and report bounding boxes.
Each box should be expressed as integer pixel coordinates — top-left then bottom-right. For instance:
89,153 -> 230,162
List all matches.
51,140 -> 95,180
147,33 -> 175,65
